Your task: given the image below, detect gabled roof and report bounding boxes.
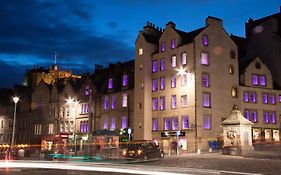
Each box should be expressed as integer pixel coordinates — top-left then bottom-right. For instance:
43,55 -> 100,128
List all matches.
175,27 -> 206,46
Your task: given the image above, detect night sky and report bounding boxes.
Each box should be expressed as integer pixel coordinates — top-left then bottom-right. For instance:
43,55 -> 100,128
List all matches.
0,0 -> 280,88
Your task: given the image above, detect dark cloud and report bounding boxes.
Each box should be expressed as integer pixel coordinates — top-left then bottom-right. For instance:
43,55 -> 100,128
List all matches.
0,0 -> 134,87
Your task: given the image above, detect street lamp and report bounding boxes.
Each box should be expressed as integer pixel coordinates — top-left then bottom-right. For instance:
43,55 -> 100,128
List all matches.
66,97 -> 79,155
11,96 -> 19,147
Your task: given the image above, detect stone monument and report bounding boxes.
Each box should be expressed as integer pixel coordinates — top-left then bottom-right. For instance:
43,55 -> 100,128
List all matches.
221,105 -> 254,155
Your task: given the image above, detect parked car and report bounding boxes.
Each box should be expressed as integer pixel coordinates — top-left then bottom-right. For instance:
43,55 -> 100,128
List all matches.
123,140 -> 164,160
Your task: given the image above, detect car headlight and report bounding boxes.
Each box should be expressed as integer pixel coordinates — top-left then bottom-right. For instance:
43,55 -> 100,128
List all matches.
137,149 -> 142,155
122,149 -> 127,155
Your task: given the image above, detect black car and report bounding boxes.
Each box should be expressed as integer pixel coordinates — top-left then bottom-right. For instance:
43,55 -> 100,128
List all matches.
123,140 -> 164,160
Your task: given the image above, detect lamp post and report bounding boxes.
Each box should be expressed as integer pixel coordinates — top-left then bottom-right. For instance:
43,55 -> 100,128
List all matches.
11,96 -> 19,147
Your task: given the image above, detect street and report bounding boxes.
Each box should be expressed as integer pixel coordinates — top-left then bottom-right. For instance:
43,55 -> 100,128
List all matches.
1,153 -> 281,175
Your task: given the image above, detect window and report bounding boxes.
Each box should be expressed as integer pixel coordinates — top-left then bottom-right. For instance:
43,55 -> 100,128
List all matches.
160,96 -> 165,110
279,95 -> 281,103
34,124 -> 42,135
104,96 -> 109,110
81,103 -> 89,114
1,120 -> 3,128
172,117 -> 178,130
171,95 -> 176,109
171,75 -> 176,88
260,76 -> 266,86
171,55 -> 176,68
243,92 -> 249,102
269,94 -> 275,104
161,42 -> 166,52
171,39 -> 176,49
152,98 -> 158,111
244,110 -> 250,120
112,96 -> 116,109
48,123 -> 54,134
181,74 -> 188,86
203,115 -> 211,129
231,88 -> 237,98
139,48 -> 143,55
152,118 -> 158,131
103,118 -> 108,129
182,116 -> 189,129
181,95 -> 187,107
252,75 -> 258,86
160,77 -> 165,90
164,118 -> 171,130
111,117 -> 116,130
270,112 -> 276,124
262,93 -> 268,104
85,86 -> 90,96
202,35 -> 208,46
122,94 -> 127,107
122,74 -> 128,86
152,60 -> 158,73
181,52 -> 187,65
80,120 -> 89,132
108,78 -> 113,89
152,79 -> 158,92
202,73 -> 209,87
229,65 -> 234,74
264,112 -> 270,124
250,92 -> 257,103
251,111 -> 257,123
203,92 -> 211,107
201,52 -> 209,65
230,50 -> 235,59
66,107 -> 70,117
122,116 -> 127,129
160,58 -> 165,71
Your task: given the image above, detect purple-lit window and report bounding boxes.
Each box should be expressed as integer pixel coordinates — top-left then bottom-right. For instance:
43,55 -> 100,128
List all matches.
81,103 -> 89,114
171,55 -> 176,68
202,73 -> 209,87
181,52 -> 187,65
171,39 -> 176,49
243,92 -> 249,102
244,110 -> 250,120
122,74 -> 128,86
164,118 -> 171,130
103,118 -> 108,129
160,77 -> 165,90
171,75 -> 176,88
161,42 -> 166,52
202,35 -> 208,46
260,76 -> 266,86
152,98 -> 158,111
251,111 -> 257,123
85,86 -> 90,96
203,92 -> 211,107
250,92 -> 257,103
270,112 -> 276,124
201,52 -> 209,65
171,95 -> 176,109
252,75 -> 258,86
108,78 -> 113,89
172,117 -> 178,130
111,117 -> 116,130
262,93 -> 268,104
279,95 -> 281,103
182,116 -> 189,129
264,112 -> 269,124
122,94 -> 127,107
152,118 -> 158,131
160,58 -> 165,71
203,115 -> 211,129
152,60 -> 158,73
160,96 -> 165,110
104,96 -> 109,110
112,96 -> 116,109
122,116 -> 127,129
80,120 -> 89,132
269,95 -> 275,104
152,79 -> 158,92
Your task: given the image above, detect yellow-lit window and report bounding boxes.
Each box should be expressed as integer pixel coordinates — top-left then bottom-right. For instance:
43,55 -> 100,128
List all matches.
139,48 -> 143,55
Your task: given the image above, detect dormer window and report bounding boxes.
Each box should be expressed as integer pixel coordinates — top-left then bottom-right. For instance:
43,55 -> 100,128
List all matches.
171,39 -> 176,49
108,78 -> 113,89
161,42 -> 166,52
202,35 -> 208,46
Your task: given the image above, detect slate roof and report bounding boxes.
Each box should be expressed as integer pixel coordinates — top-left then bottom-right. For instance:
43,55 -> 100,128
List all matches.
175,27 -> 206,46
